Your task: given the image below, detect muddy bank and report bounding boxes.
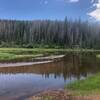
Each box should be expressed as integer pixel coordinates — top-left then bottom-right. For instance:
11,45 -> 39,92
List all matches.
34,55 -> 65,60
29,90 -> 100,100
0,61 -> 53,67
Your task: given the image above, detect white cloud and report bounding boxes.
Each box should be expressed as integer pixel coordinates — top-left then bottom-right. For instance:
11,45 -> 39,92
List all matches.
63,0 -> 79,3
88,0 -> 100,21
69,0 -> 79,3
88,9 -> 100,21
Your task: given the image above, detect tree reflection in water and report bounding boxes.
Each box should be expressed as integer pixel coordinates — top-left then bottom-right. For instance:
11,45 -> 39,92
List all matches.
0,53 -> 99,81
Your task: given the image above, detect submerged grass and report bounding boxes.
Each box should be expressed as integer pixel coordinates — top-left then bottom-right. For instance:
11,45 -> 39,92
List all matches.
65,73 -> 100,95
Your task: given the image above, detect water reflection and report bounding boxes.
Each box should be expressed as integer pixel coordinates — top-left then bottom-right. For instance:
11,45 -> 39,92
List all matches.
0,53 -> 100,100
0,53 -> 99,80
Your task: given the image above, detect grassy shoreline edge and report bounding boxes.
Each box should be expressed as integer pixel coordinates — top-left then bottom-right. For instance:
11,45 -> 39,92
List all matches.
65,73 -> 100,95
0,48 -> 100,61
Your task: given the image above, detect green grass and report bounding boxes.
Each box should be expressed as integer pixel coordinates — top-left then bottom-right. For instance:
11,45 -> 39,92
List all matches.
0,48 -> 100,54
0,48 -> 100,61
0,52 -> 43,61
0,48 -> 67,55
0,53 -> 15,60
96,55 -> 100,58
65,73 -> 100,95
0,48 -> 66,61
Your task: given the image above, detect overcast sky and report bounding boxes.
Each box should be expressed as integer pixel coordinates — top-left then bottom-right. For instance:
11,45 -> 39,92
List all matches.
0,0 -> 99,21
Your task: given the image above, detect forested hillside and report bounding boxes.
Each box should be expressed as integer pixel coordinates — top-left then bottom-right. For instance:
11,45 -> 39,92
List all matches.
0,17 -> 100,49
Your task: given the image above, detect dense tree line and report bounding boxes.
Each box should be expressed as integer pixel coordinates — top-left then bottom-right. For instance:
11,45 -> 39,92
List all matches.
0,17 -> 100,49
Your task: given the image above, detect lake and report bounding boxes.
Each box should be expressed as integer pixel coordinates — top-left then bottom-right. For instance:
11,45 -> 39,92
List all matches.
0,52 -> 100,100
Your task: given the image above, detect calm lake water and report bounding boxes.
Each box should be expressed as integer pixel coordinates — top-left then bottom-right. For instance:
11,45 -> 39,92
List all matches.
0,53 -> 100,100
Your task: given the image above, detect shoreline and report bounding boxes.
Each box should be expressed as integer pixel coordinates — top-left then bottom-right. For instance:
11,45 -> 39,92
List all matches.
0,55 -> 65,67
28,89 -> 100,100
0,60 -> 53,68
